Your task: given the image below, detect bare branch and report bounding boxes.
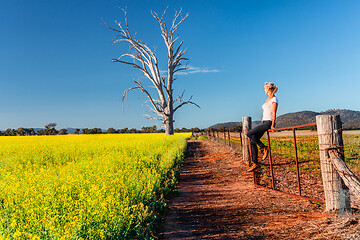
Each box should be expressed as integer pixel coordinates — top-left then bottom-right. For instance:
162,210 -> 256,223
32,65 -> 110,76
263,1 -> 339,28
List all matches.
174,95 -> 201,112
173,90 -> 185,104
161,7 -> 168,20
174,100 -> 201,112
144,114 -> 163,122
173,41 -> 184,60
171,8 -> 188,35
144,103 -> 163,117
120,85 -> 141,112
121,86 -> 140,103
133,80 -> 163,113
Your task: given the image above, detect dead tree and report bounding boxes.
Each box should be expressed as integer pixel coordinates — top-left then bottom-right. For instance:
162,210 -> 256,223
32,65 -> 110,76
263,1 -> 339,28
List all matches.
105,8 -> 199,135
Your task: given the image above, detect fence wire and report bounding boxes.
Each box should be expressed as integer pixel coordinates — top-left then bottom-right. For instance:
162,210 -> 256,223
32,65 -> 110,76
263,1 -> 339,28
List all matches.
203,126 -> 360,206
342,135 -> 360,210
202,125 -> 360,210
258,128 -> 324,202
204,125 -> 324,203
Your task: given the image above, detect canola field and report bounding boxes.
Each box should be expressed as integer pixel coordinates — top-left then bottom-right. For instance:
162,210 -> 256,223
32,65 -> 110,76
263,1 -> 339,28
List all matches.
0,133 -> 190,239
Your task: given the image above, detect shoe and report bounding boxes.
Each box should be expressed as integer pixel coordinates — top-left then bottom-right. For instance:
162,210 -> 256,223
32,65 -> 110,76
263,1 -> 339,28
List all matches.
247,163 -> 259,172
261,147 -> 269,160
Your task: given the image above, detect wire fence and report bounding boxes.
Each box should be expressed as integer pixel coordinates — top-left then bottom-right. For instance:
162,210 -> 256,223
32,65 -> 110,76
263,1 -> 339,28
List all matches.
204,124 -> 325,203
206,130 -> 243,151
259,124 -> 324,202
201,121 -> 360,210
340,135 -> 360,210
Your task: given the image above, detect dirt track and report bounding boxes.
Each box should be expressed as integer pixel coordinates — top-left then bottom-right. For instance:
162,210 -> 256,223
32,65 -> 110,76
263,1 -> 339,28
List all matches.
159,140 -> 360,239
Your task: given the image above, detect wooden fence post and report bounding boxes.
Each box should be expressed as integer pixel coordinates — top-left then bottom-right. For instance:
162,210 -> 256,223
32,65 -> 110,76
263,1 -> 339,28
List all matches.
227,130 -> 230,147
242,117 -> 252,166
316,114 -> 351,212
224,129 -> 226,146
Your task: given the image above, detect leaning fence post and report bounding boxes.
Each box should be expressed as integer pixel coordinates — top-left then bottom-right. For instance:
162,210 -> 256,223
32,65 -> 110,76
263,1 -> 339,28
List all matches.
316,114 -> 351,213
242,117 -> 252,166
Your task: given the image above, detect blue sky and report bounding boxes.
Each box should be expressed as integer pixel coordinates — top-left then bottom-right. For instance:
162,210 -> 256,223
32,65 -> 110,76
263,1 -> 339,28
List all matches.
1,0 -> 360,130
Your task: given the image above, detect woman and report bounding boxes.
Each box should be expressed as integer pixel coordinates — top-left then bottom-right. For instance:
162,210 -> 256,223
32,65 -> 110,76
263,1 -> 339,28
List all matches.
246,82 -> 278,172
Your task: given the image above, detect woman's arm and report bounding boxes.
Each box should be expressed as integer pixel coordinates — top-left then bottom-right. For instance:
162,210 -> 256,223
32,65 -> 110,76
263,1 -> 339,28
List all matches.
271,102 -> 278,129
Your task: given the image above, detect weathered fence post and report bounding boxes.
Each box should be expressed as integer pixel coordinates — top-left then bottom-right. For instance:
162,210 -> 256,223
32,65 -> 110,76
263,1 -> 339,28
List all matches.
316,114 -> 351,213
242,117 -> 252,166
228,130 -> 231,147
239,131 -> 242,147
226,129 -> 230,146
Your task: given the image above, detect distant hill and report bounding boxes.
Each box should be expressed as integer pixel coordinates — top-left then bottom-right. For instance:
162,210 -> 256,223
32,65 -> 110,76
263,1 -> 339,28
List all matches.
343,117 -> 360,130
65,128 -> 78,134
209,121 -> 258,130
209,121 -> 260,130
209,109 -> 360,130
275,111 -> 318,128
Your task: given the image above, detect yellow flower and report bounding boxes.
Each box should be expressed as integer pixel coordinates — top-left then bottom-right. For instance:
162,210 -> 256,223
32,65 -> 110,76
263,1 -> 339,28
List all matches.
0,133 -> 190,237
10,220 -> 16,228
12,231 -> 21,238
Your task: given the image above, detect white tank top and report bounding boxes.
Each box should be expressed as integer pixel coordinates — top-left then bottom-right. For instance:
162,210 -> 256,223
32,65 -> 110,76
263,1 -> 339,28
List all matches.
262,96 -> 278,121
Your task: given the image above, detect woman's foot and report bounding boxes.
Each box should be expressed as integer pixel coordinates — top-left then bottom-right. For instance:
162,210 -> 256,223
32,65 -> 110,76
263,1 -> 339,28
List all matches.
247,163 -> 259,172
261,147 -> 269,160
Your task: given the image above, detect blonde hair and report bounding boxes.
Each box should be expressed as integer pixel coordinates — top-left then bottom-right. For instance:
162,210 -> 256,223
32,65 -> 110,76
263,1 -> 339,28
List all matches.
265,82 -> 278,94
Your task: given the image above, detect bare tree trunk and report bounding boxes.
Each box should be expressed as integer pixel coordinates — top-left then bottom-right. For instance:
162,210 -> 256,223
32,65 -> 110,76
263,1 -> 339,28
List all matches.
164,113 -> 174,135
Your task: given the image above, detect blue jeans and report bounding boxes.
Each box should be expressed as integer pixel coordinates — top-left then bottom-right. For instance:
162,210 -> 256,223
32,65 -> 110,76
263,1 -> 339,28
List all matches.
246,121 -> 272,163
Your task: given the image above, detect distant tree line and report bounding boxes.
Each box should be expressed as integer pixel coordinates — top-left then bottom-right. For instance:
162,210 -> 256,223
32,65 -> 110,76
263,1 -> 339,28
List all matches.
1,128 -> 36,136
207,124 -> 242,133
0,123 -> 203,136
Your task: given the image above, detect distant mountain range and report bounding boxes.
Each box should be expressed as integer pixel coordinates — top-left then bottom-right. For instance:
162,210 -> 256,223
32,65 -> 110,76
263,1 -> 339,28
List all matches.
209,109 -> 360,130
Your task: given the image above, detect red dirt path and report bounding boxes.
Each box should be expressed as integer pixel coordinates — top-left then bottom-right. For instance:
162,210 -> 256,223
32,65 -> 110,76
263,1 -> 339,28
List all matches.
159,140 -> 360,239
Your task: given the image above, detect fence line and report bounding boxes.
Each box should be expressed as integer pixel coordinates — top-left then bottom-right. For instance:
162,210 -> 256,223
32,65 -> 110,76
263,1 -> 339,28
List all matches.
201,115 -> 360,213
204,122 -> 325,203
259,123 -> 324,203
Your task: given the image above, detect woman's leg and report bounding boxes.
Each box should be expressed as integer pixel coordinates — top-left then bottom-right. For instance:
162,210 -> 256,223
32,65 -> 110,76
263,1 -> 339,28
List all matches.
250,139 -> 258,163
246,121 -> 272,163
